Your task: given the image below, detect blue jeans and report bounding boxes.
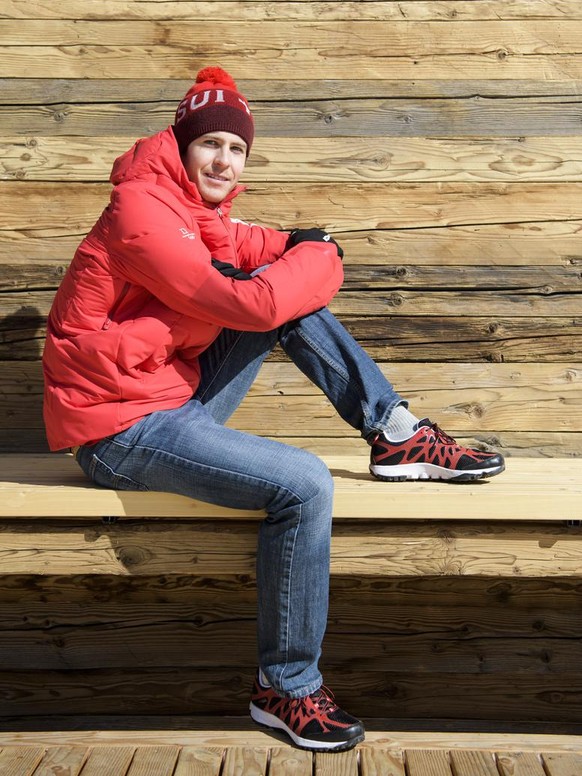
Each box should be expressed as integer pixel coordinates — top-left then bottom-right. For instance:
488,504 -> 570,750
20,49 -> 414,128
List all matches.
76,308 -> 404,698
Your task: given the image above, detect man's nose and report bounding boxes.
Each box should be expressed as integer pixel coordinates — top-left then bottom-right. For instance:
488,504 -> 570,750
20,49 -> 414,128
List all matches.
213,150 -> 229,167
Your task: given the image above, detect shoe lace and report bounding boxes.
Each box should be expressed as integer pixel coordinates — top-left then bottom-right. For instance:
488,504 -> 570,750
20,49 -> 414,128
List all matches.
427,422 -> 459,450
310,685 -> 338,712
287,685 -> 338,719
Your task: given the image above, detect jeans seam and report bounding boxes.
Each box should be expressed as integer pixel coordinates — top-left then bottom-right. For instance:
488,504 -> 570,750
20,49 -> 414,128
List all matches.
196,330 -> 245,403
291,323 -> 376,432
89,451 -> 150,491
276,502 -> 301,692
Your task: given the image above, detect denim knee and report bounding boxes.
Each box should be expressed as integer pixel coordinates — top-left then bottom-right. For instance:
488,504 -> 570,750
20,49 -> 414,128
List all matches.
263,448 -> 334,525
303,452 -> 334,505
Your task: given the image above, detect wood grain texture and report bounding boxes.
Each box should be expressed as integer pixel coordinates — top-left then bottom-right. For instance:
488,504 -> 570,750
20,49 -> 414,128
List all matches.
1,608 -> 580,673
1,454 -> 581,520
405,750 -> 452,776
542,753 -> 582,776
3,181 -> 580,232
1,429 -> 579,457
5,136 -> 582,183
1,511 -> 582,576
173,748 -> 224,776
4,78 -> 582,103
0,746 -> 45,776
125,746 -> 180,776
68,747 -> 134,776
3,20 -> 582,82
7,98 -> 582,139
450,750 -> 499,776
27,746 -> 87,776
1,668 -> 582,720
1,361 -> 580,434
497,752 -> 547,776
4,20 -> 582,54
3,222 -> 582,266
6,1 -> 582,23
360,748 -> 406,776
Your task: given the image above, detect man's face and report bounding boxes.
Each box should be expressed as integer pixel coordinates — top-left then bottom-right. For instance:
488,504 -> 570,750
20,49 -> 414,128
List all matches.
184,131 -> 247,204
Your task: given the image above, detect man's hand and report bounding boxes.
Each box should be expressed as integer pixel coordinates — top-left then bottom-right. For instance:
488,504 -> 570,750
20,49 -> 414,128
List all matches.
211,258 -> 253,280
287,228 -> 344,259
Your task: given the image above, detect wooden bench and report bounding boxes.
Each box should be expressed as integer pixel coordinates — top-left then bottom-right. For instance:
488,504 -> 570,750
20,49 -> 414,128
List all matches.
1,453 -> 582,579
1,451 -> 582,726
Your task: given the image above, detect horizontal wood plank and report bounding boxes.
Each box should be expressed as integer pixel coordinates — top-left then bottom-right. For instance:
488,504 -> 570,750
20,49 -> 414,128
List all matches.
6,97 -> 582,138
1,668 -> 582,720
4,48 -> 582,81
1,722 -> 582,751
1,362 -> 581,433
5,136 -> 582,184
2,287 -> 580,326
4,319 -> 582,364
0,519 -> 582,577
5,1 -> 582,22
1,573 -> 578,609
1,429 -> 579,458
3,314 -> 582,362
4,20 -> 582,55
2,181 -> 581,233
4,78 -> 582,103
3,262 -> 579,293
3,222 -> 581,266
1,612 -> 579,673
1,454 -> 581,520
2,359 -> 582,433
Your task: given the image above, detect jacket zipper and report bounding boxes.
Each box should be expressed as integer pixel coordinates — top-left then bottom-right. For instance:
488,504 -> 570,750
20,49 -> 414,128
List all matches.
216,206 -> 239,259
102,281 -> 131,330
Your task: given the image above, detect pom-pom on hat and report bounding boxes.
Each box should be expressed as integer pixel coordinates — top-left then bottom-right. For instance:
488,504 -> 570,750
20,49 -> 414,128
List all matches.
173,66 -> 254,156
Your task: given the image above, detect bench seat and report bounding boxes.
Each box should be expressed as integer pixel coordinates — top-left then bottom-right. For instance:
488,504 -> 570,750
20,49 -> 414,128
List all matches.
1,453 -> 580,521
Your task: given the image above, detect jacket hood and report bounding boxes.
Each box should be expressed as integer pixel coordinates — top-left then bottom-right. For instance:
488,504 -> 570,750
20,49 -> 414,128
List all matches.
110,126 -> 244,209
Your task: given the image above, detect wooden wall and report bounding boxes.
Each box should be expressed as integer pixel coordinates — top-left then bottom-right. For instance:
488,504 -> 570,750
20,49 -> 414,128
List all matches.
1,1 -> 582,726
1,0 -> 582,456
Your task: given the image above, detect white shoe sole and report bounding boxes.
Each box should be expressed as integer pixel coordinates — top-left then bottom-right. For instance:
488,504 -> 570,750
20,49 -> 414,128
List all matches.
249,702 -> 364,751
370,461 -> 505,482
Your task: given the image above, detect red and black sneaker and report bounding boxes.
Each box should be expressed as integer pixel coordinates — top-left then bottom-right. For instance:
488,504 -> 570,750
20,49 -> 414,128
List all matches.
249,671 -> 365,752
370,418 -> 505,482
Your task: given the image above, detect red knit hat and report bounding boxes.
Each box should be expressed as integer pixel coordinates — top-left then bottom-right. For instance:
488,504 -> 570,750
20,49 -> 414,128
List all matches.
173,67 -> 254,156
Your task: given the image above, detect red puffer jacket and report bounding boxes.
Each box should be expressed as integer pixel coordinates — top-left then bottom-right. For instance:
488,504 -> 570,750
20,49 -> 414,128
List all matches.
42,127 -> 344,451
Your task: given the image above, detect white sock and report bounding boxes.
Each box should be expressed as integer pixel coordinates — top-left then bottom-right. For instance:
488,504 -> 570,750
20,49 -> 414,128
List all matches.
383,404 -> 421,443
259,669 -> 271,688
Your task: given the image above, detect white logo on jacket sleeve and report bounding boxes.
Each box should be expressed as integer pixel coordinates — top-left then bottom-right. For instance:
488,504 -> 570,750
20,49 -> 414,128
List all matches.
179,227 -> 196,240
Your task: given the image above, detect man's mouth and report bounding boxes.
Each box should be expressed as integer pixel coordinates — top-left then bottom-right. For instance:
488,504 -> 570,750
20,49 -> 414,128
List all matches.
205,173 -> 229,182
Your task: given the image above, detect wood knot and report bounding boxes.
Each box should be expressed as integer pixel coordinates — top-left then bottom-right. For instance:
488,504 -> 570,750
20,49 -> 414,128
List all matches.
387,293 -> 403,307
115,545 -> 151,568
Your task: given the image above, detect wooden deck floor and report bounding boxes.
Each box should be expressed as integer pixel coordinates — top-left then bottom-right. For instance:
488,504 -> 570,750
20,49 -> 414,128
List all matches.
1,726 -> 582,776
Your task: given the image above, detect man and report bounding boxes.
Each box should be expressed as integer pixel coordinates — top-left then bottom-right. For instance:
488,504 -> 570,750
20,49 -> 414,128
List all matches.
43,67 -> 504,752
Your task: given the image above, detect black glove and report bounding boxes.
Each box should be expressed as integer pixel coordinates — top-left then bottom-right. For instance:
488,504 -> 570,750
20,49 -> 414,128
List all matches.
286,228 -> 344,259
211,258 -> 252,280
